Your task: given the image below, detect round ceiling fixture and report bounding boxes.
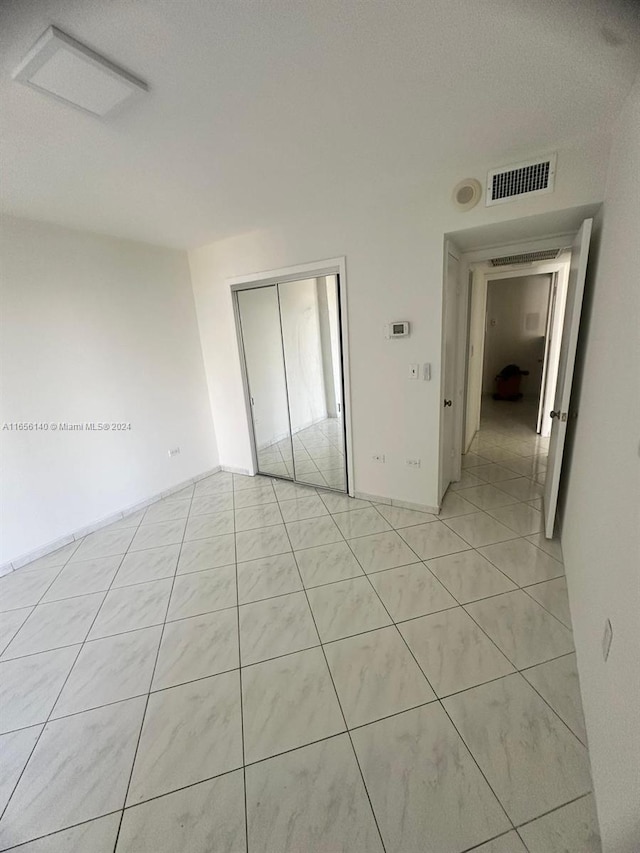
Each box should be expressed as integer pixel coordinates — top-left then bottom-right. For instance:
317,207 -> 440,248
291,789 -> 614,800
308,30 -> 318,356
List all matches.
452,178 -> 482,212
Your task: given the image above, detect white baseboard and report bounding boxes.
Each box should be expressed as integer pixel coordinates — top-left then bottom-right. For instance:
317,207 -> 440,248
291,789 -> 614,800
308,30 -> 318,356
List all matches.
355,491 -> 440,515
220,465 -> 252,476
1,466 -> 223,577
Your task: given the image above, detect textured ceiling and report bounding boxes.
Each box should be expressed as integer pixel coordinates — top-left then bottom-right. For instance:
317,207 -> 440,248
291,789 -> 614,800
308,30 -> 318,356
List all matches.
1,0 -> 639,248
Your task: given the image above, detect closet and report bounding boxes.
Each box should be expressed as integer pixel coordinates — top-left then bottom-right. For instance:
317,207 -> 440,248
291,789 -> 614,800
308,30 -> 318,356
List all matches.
234,274 -> 348,492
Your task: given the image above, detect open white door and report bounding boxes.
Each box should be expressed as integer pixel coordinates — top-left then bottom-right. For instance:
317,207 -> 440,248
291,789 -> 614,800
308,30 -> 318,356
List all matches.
439,247 -> 460,500
464,269 -> 488,451
536,273 -> 556,434
544,219 -> 593,537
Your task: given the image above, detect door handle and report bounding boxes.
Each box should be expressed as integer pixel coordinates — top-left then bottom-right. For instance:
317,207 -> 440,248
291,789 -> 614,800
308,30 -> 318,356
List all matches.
444,399 -> 452,408
550,410 -> 567,421
549,410 -> 559,418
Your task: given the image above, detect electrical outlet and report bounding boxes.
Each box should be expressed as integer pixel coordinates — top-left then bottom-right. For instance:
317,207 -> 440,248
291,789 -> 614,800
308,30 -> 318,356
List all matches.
168,447 -> 181,458
372,454 -> 386,463
406,458 -> 421,468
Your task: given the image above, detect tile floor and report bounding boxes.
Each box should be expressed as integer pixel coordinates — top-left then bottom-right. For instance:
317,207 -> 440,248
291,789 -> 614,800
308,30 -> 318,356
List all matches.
256,416 -> 347,491
0,399 -> 601,852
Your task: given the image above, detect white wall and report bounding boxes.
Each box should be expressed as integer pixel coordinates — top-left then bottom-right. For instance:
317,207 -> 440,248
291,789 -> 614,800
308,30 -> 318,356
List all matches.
236,286 -> 291,449
279,278 -> 327,432
189,133 -> 609,508
316,276 -> 341,418
560,76 -> 640,852
482,275 -> 551,397
325,276 -> 342,418
0,216 -> 217,565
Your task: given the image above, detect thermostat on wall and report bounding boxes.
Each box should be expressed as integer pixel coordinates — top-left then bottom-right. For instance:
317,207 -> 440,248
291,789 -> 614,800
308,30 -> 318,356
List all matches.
386,321 -> 410,338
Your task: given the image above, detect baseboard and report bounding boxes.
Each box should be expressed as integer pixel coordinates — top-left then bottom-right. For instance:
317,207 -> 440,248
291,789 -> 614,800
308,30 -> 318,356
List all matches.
220,464 -> 252,476
355,491 -> 440,515
1,466 -> 223,577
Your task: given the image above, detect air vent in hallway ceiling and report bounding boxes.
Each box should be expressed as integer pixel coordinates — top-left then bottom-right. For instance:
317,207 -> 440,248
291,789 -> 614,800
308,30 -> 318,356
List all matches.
486,154 -> 556,206
489,249 -> 561,267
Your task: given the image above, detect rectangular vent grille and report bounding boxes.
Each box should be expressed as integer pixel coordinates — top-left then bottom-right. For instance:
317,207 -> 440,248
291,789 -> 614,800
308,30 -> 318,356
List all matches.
486,154 -> 556,206
490,249 -> 561,267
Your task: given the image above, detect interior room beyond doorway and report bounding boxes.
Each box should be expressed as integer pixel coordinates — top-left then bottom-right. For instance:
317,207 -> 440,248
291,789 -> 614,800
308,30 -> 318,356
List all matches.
481,273 -> 552,439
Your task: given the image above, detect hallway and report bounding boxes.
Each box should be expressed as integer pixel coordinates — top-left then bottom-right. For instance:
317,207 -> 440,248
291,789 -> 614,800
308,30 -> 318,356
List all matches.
0,407 -> 600,852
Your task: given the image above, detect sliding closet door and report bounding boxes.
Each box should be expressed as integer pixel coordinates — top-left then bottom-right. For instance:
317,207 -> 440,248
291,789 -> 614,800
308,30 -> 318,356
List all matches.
278,275 -> 347,491
236,286 -> 294,479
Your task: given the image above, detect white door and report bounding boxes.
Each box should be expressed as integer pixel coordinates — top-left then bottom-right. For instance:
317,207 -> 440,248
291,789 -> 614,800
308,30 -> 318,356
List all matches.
536,273 -> 557,435
544,219 -> 593,538
464,270 -> 488,451
439,249 -> 460,500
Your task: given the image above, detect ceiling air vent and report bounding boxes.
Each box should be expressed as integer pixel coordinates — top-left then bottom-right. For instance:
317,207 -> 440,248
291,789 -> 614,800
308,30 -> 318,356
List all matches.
489,249 -> 561,267
486,154 -> 556,206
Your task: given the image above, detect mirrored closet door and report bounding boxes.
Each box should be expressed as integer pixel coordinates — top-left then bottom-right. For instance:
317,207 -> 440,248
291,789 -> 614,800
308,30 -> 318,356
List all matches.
235,274 -> 347,492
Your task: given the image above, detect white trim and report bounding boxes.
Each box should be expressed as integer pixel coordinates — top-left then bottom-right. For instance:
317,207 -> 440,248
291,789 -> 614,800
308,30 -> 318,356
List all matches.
228,258 -> 355,497
439,242 -> 464,499
354,491 -> 440,515
220,464 -> 252,476
464,267 -> 488,449
464,257 -> 570,442
1,466 -> 222,576
462,234 -> 573,264
228,257 -> 346,288
441,227 -> 579,496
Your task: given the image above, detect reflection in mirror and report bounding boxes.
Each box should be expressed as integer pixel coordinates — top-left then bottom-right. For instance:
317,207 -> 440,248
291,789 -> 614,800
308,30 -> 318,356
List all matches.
278,275 -> 346,491
236,286 -> 294,479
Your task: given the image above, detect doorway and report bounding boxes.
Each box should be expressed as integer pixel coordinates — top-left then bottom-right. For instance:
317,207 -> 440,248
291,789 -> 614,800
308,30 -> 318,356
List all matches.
440,217 -> 593,538
480,272 -> 554,438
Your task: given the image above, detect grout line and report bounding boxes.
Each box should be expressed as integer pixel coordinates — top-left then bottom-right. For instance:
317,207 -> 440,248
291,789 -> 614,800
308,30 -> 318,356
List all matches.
277,516 -> 388,853
335,517 -> 517,834
3,448 -> 583,849
513,790 -> 594,832
111,481 -> 197,851
518,664 -> 588,747
0,736 -> 590,853
230,482 -> 250,853
0,540 -> 132,824
0,810 -> 124,853
519,583 -> 573,630
0,641 -> 582,740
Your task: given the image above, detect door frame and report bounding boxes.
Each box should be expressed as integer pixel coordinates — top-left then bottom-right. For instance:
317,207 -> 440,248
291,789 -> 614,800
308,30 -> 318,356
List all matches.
457,252 -> 571,455
439,241 -> 465,501
228,257 -> 355,497
543,218 -> 593,537
536,271 -> 558,434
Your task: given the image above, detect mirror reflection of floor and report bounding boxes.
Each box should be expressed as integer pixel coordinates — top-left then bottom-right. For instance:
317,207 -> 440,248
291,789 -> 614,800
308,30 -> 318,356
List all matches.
257,417 -> 346,491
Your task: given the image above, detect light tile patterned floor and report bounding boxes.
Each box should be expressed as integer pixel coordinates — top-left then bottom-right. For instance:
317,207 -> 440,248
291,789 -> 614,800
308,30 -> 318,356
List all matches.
257,417 -> 347,491
0,400 -> 602,852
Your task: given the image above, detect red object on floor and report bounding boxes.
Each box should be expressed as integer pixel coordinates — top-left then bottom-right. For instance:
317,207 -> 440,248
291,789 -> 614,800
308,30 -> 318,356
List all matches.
495,374 -> 522,400
493,364 -> 529,401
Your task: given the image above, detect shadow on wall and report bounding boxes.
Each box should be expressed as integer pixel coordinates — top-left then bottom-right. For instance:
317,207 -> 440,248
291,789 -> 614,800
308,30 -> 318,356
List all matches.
482,275 -> 552,399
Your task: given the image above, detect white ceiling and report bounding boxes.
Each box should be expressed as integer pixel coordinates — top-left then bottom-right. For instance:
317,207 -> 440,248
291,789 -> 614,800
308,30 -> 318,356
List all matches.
1,0 -> 639,248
